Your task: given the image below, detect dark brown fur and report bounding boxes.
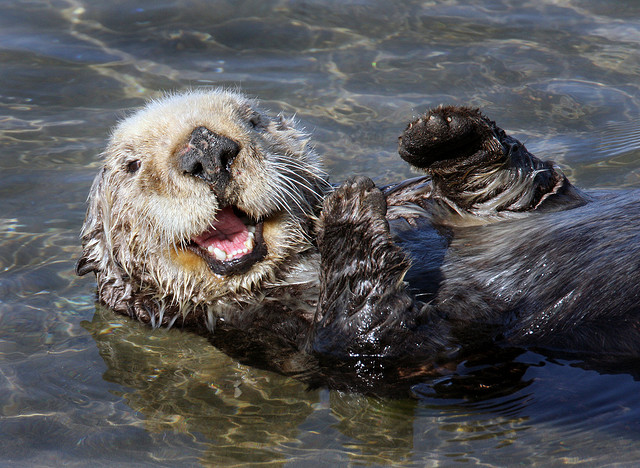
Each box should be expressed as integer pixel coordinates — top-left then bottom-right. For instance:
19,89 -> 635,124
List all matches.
79,93 -> 640,392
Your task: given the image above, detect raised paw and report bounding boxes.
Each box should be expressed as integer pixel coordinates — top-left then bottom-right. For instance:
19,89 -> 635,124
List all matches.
317,176 -> 398,282
312,177 -> 418,358
320,176 -> 387,229
398,106 -> 499,170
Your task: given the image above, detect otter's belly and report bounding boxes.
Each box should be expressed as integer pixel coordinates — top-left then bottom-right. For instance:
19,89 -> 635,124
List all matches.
435,190 -> 640,353
390,217 -> 451,300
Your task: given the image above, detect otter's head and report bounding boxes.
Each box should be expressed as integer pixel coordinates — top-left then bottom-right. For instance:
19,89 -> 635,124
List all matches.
77,89 -> 328,308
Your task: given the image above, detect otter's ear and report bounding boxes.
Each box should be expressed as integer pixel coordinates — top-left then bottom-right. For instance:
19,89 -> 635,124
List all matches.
76,167 -> 108,276
238,101 -> 268,130
248,109 -> 267,130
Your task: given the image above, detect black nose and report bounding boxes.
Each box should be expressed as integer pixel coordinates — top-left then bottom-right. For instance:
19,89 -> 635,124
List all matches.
179,126 -> 241,188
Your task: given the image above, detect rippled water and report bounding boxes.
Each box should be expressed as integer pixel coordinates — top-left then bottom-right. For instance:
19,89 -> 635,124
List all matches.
2,0 -> 640,465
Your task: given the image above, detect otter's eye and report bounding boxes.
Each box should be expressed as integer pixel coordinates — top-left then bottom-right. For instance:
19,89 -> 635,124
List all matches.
126,159 -> 141,173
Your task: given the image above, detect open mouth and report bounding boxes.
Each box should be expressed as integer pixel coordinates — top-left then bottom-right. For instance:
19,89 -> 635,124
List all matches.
187,206 -> 267,276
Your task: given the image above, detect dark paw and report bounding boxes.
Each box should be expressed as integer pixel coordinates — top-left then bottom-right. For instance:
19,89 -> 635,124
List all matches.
398,106 -> 496,170
321,176 -> 387,226
313,177 -> 418,359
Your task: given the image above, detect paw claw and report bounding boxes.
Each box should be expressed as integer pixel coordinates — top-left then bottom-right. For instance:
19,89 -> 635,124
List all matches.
321,176 -> 387,227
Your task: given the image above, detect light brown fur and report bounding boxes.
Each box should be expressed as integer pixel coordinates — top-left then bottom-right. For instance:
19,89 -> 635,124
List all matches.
78,89 -> 329,325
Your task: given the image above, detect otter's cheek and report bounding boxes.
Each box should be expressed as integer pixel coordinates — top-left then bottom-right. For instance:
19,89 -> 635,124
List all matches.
262,214 -> 287,256
169,248 -> 222,280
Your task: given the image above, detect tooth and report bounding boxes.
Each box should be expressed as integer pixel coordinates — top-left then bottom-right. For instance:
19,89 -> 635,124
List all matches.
248,226 -> 256,234
207,245 -> 215,253
213,247 -> 227,261
245,237 -> 255,250
242,248 -> 248,254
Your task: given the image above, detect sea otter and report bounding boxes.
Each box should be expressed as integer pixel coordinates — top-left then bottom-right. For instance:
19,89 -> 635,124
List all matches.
77,89 -> 640,378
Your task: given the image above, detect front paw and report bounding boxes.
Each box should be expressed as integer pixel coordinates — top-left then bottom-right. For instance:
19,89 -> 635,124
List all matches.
312,177 -> 417,358
320,176 -> 387,229
398,106 -> 498,170
317,173 -> 409,280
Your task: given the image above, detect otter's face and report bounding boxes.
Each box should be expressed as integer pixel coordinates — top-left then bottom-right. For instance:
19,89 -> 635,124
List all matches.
78,89 -> 327,305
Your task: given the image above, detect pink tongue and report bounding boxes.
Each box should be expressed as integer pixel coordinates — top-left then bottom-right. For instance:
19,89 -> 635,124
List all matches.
193,207 -> 249,256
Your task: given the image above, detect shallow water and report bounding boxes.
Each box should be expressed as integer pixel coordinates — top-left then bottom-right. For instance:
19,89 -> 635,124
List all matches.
2,0 -> 640,465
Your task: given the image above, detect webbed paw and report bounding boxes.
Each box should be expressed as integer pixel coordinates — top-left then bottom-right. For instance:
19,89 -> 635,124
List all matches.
319,176 -> 387,233
313,176 -> 417,357
398,106 -> 499,170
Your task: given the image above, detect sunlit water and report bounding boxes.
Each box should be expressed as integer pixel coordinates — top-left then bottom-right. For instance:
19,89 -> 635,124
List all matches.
2,0 -> 640,465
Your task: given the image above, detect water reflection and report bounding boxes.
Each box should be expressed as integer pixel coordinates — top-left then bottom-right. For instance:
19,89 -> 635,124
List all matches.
83,306 -> 320,463
82,306 -> 438,464
83,303 -> 640,465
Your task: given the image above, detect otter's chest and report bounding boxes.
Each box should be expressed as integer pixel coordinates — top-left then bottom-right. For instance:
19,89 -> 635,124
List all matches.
389,218 -> 450,300
215,271 -> 320,346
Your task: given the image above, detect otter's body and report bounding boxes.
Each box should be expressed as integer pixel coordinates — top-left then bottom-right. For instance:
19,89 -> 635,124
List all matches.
78,90 -> 640,382
396,189 -> 640,355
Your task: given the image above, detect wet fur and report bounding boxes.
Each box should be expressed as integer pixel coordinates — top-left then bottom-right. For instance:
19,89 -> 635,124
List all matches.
78,90 -> 328,331
78,91 -> 640,386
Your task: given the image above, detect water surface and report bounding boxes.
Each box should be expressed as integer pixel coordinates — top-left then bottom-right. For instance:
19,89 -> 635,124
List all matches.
2,0 -> 640,465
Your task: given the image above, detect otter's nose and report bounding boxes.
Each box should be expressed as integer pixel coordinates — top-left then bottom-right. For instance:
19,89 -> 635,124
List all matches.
179,126 -> 240,188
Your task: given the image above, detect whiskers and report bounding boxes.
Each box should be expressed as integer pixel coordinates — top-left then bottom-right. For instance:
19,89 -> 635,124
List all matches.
267,152 -> 330,218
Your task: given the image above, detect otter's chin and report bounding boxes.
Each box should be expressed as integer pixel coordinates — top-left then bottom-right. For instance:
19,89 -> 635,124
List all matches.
186,206 -> 268,276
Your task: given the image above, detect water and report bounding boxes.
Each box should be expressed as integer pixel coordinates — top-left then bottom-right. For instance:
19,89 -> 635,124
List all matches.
1,0 -> 640,465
